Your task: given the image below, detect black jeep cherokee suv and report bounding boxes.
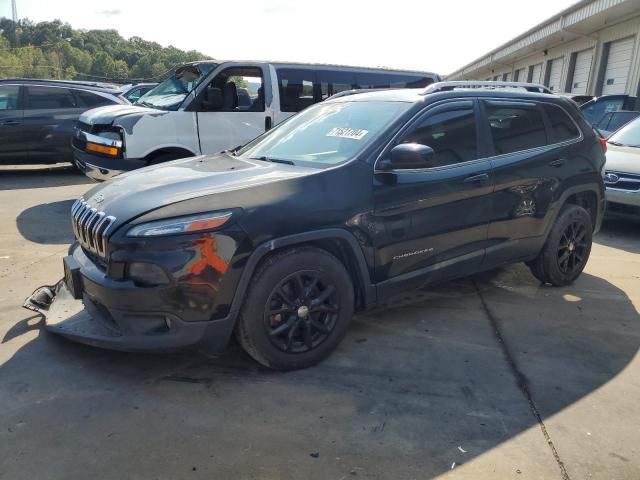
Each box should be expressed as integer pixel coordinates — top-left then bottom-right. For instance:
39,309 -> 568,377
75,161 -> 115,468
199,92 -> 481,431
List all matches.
27,82 -> 606,370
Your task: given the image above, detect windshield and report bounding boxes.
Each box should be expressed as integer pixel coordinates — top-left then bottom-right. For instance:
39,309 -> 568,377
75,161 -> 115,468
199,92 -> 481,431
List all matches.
136,63 -> 217,111
608,117 -> 640,147
237,100 -> 411,166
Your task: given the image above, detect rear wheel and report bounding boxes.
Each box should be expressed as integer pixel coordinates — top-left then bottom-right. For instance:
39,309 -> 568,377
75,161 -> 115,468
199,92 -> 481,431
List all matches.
235,247 -> 354,370
527,204 -> 593,286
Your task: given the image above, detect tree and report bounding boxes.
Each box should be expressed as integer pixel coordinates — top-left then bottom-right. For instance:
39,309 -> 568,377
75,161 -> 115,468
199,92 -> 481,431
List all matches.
0,18 -> 211,82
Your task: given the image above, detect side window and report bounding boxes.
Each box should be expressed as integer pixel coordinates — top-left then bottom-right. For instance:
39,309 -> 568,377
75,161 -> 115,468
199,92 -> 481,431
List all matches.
0,85 -> 20,110
543,104 -> 580,143
318,70 -> 355,100
74,90 -> 116,108
125,88 -> 143,103
201,67 -> 264,112
26,86 -> 77,109
400,106 -> 478,167
486,105 -> 547,155
276,68 -> 316,112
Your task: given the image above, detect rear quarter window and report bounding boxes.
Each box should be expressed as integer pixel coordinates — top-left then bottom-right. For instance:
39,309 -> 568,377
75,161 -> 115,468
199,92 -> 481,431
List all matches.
543,104 -> 580,143
486,105 -> 547,155
74,90 -> 118,108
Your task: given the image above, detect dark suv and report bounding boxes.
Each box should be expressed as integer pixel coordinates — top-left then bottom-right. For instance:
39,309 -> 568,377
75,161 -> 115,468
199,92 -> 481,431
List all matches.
27,81 -> 606,370
0,79 -> 125,165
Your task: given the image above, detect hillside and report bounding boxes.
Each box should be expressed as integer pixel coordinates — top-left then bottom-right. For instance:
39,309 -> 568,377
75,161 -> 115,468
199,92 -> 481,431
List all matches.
0,18 -> 211,83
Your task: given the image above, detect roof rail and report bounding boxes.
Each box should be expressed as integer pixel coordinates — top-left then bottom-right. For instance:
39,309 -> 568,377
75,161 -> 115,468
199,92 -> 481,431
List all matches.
423,81 -> 552,95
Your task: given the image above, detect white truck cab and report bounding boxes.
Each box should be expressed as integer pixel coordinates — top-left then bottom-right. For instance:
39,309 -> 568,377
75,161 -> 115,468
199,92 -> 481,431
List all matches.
72,60 -> 440,181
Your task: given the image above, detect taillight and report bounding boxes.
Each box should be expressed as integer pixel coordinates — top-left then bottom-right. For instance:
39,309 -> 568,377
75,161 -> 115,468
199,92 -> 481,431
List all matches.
599,136 -> 607,153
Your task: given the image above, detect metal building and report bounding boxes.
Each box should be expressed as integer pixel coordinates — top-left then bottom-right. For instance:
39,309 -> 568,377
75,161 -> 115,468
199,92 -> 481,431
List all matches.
447,0 -> 640,100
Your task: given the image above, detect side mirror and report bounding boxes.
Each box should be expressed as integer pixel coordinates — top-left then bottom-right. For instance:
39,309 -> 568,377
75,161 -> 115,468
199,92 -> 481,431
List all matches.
379,143 -> 435,171
202,86 -> 223,111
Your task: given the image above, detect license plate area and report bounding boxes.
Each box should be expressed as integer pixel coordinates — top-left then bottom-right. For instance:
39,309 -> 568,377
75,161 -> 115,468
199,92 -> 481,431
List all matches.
63,255 -> 83,300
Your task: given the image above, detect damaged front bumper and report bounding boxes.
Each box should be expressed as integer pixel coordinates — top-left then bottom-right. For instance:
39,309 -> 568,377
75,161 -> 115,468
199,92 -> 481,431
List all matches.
23,252 -> 236,353
24,279 -> 219,352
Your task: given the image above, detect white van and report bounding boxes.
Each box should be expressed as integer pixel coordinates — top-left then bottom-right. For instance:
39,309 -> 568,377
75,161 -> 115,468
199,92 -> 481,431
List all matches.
72,61 -> 440,181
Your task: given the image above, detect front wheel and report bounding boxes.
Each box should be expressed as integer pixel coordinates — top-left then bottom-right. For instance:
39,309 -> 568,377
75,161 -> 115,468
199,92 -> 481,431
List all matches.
527,204 -> 593,286
235,247 -> 354,370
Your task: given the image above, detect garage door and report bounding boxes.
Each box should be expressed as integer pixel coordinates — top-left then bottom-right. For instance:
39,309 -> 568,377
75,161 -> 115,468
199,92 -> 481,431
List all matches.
547,58 -> 564,92
602,37 -> 635,95
571,49 -> 593,94
531,63 -> 543,83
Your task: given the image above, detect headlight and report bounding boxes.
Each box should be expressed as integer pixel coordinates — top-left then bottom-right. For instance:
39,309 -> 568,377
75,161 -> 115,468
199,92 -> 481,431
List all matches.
126,211 -> 233,237
85,131 -> 123,157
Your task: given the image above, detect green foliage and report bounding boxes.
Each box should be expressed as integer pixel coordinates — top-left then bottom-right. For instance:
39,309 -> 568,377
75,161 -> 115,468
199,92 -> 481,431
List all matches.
0,18 -> 211,82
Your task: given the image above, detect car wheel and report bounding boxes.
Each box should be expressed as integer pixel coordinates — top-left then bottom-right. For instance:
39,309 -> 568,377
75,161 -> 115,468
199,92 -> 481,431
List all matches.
235,246 -> 354,370
147,152 -> 186,166
527,204 -> 593,286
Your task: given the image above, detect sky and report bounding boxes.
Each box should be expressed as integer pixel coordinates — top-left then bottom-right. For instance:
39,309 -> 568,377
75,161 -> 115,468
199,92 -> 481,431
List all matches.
1,0 -> 579,75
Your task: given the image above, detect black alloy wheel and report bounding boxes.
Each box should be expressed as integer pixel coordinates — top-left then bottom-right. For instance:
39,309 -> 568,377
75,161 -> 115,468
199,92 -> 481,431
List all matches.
557,221 -> 589,275
264,270 -> 339,353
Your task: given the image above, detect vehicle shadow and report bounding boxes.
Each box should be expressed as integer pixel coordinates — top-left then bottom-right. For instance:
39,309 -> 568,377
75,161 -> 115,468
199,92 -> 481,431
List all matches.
0,164 -> 91,191
595,218 -> 640,254
16,199 -> 76,244
0,264 -> 637,479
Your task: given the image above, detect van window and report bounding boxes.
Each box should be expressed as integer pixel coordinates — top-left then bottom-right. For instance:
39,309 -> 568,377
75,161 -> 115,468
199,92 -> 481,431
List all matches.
0,85 -> 20,110
487,105 -> 547,155
276,68 -> 316,112
400,107 -> 478,167
26,86 -> 77,109
200,66 -> 264,112
318,70 -> 356,100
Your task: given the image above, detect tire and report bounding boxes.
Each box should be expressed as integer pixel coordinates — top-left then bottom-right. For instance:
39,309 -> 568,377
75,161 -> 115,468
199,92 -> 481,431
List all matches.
527,204 -> 593,286
235,246 -> 354,370
147,152 -> 189,166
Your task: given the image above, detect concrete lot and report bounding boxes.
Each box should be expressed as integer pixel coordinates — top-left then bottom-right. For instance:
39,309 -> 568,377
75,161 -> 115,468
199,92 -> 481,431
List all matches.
0,165 -> 639,479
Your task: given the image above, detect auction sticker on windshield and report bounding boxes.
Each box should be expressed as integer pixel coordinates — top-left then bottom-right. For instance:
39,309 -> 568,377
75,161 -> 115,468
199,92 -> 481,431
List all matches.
326,127 -> 369,140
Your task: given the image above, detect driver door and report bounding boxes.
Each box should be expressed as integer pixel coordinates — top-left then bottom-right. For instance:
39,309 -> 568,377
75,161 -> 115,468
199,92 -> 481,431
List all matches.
195,65 -> 270,154
373,100 -> 494,298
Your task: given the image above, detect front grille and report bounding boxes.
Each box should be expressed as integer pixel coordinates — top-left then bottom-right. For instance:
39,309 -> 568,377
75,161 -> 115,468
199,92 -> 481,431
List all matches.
605,171 -> 640,192
71,198 -> 116,259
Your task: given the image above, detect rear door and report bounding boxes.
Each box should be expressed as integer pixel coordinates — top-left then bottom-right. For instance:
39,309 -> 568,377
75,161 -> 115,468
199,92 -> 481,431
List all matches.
23,85 -> 85,163
373,100 -> 493,298
0,84 -> 27,164
482,100 -> 581,267
195,64 -> 269,154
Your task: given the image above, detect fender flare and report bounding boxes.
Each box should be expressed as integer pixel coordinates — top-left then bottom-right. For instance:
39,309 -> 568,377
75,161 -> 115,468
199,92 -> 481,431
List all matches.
227,229 -> 376,319
544,182 -> 604,239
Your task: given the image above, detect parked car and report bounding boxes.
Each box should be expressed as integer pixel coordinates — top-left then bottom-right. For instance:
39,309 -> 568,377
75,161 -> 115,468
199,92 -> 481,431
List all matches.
71,61 -> 441,181
26,81 -> 605,370
119,82 -> 158,103
0,79 -> 126,165
580,94 -> 637,126
558,93 -> 594,106
603,116 -> 640,219
592,110 -> 640,138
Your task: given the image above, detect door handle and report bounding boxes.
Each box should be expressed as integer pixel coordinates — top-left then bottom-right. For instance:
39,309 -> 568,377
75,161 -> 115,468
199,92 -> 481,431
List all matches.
1,120 -> 21,126
265,116 -> 272,131
463,173 -> 490,183
549,158 -> 566,167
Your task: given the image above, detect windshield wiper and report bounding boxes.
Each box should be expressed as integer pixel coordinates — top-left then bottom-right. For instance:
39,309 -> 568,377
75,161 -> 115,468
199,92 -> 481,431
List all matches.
608,141 -> 625,146
250,156 -> 295,165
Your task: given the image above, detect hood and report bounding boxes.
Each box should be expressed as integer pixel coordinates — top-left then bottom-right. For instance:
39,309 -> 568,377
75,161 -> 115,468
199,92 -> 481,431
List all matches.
605,144 -> 640,175
79,104 -> 167,126
80,154 -> 316,228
